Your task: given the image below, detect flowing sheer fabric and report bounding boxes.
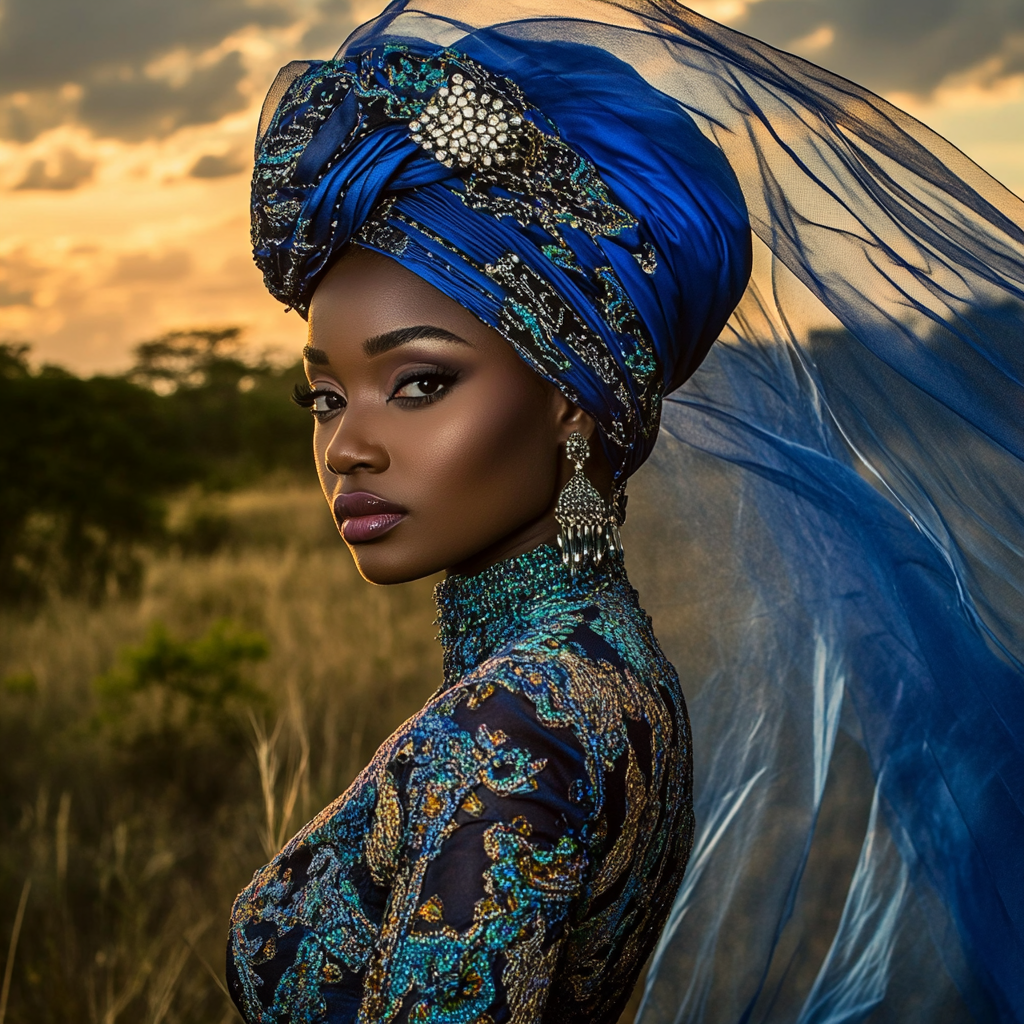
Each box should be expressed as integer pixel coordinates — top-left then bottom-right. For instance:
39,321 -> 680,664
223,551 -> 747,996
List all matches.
339,3 -> 1023,1021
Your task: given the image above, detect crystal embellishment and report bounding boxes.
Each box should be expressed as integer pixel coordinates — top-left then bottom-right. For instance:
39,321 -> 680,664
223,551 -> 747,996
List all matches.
408,72 -> 524,170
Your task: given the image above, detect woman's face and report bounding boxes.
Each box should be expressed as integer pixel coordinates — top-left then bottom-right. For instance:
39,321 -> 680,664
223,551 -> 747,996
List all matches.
304,246 -> 601,584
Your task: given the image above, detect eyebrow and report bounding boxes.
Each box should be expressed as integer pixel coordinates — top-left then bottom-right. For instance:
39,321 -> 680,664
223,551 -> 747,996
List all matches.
363,325 -> 471,358
303,326 -> 470,367
302,345 -> 330,365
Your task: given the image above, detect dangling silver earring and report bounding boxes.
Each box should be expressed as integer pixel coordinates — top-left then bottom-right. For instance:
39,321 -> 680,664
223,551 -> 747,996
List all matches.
555,431 -> 623,574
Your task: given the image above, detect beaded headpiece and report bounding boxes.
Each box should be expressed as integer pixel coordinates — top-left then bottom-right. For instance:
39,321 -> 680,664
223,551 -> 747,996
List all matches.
252,40 -> 751,479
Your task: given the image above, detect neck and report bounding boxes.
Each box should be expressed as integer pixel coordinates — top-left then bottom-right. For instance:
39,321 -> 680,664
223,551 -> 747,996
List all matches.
446,509 -> 560,578
434,542 -> 628,683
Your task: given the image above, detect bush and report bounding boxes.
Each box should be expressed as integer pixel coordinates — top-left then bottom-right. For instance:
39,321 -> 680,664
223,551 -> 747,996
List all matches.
0,485 -> 442,1023
96,620 -> 272,812
0,330 -> 310,604
0,344 -> 185,603
128,327 -> 311,488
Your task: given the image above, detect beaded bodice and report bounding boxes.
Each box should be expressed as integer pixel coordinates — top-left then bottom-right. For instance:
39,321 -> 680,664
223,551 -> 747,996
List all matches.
227,544 -> 693,1024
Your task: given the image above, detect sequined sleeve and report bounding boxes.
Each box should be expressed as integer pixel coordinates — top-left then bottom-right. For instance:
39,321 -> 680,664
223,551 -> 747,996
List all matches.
358,683 -> 591,1022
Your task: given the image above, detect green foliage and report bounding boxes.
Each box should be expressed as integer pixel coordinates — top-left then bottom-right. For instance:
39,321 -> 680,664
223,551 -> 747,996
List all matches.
97,618 -> 270,720
0,329 -> 310,604
0,618 -> 277,1024
95,620 -> 273,815
128,327 -> 311,488
0,343 -> 186,603
2,670 -> 37,695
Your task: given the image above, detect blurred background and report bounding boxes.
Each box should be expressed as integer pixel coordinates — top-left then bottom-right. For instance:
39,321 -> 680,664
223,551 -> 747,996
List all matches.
1,0 -> 1022,1021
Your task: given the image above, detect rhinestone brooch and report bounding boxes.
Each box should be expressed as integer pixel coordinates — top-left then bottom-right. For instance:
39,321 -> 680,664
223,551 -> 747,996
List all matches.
408,72 -> 525,170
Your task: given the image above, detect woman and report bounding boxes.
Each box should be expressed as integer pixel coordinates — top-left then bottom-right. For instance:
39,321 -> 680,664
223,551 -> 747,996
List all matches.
229,3 -> 1024,1023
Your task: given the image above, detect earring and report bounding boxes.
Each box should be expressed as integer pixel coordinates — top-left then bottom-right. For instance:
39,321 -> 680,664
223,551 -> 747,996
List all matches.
555,431 -> 622,574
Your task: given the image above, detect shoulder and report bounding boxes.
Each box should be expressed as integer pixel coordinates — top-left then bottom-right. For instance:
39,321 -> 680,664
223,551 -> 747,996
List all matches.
450,607 -> 660,752
427,628 -> 641,823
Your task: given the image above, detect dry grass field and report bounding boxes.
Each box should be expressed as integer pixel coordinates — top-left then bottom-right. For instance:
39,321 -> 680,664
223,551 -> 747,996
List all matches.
0,479 -> 654,1023
0,482 -> 443,1023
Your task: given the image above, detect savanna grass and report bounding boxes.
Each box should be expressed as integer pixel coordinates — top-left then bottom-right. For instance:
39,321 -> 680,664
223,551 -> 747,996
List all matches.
0,482 -> 440,1023
0,481 -> 652,1023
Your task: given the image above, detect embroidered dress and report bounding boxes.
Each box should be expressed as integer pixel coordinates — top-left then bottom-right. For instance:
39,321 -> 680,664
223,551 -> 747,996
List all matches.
227,544 -> 693,1024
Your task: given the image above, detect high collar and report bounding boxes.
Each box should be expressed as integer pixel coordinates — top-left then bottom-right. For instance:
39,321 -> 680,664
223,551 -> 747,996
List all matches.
433,543 -> 629,683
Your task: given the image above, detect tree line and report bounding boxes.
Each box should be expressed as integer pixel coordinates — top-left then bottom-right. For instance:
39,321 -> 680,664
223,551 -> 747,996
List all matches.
0,329 -> 311,604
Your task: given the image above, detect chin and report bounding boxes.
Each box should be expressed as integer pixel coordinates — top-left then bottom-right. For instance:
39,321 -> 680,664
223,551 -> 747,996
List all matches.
345,538 -> 446,586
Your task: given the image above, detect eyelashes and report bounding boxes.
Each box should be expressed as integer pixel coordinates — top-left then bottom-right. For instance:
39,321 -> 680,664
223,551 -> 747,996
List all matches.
389,366 -> 461,406
292,366 -> 462,422
292,383 -> 346,422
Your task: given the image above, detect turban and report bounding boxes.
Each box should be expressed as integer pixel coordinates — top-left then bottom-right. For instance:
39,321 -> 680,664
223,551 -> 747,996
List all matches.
252,36 -> 751,480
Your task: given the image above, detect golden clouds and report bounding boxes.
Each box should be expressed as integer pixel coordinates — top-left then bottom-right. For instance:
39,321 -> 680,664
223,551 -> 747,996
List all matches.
0,5 -> 335,373
15,148 -> 95,190
1,0 -> 1021,375
0,108 -> 307,372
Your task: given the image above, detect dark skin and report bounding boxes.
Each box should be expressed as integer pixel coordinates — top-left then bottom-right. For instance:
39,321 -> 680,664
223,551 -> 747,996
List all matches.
303,246 -> 613,585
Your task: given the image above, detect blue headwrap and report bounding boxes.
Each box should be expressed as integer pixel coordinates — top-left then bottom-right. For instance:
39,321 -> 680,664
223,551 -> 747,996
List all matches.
252,37 -> 751,481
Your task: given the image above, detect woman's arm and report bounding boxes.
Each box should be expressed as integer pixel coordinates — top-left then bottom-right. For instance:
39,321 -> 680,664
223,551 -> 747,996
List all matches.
357,684 -> 591,1023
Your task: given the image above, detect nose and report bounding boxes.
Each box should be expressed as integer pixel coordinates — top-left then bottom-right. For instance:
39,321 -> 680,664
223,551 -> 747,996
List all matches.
322,408 -> 389,477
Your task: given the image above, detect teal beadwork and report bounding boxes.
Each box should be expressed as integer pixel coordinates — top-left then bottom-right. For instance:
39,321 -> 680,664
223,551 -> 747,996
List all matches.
227,544 -> 693,1023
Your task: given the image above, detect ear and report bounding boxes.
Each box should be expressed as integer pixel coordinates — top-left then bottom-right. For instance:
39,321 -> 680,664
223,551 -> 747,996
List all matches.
551,392 -> 598,443
551,392 -> 614,498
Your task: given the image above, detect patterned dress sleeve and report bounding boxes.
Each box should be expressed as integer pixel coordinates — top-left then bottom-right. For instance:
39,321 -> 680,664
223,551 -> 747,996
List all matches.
357,681 -> 592,1023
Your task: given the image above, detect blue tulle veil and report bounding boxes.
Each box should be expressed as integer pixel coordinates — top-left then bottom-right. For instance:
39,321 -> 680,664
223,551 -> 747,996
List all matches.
271,3 -> 1024,1019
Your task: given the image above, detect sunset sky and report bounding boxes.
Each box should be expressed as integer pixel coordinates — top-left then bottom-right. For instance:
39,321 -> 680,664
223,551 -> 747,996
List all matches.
2,0 -> 1024,374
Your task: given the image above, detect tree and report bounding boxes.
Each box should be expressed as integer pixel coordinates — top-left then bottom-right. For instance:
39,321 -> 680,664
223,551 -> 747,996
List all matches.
0,343 -> 187,602
0,329 -> 310,603
128,328 -> 310,488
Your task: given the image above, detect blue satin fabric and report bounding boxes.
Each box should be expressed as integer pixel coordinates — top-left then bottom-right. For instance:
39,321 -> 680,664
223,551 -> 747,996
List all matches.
253,2 -> 1024,1021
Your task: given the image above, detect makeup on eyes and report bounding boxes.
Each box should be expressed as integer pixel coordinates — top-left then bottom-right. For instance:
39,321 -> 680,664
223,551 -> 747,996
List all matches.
293,383 -> 346,421
388,364 -> 462,405
293,361 -> 463,420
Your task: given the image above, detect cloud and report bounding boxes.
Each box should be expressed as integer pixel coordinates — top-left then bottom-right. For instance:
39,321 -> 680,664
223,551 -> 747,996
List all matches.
0,252 -> 43,309
190,148 -> 249,178
0,89 -> 79,144
0,0 -> 293,141
78,51 -> 252,140
0,282 -> 34,307
739,0 -> 1024,95
300,0 -> 357,55
15,148 -> 95,190
0,0 -> 290,94
111,250 -> 193,283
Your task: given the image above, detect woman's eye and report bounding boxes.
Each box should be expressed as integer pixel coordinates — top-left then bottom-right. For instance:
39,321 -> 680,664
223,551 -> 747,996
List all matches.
311,391 -> 345,420
391,372 -> 458,403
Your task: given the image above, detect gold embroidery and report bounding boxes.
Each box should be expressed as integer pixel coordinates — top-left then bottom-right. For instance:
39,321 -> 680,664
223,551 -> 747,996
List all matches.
590,745 -> 646,899
367,770 -> 403,886
228,546 -> 693,1024
503,915 -> 561,1024
417,895 -> 445,923
460,790 -> 485,817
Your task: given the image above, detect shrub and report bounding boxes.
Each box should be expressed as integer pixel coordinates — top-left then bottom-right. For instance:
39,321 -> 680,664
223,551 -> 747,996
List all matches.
0,330 -> 310,604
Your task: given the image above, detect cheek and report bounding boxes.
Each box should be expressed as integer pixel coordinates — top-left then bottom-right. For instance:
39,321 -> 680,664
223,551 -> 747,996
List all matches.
407,385 -> 555,517
311,424 -> 331,495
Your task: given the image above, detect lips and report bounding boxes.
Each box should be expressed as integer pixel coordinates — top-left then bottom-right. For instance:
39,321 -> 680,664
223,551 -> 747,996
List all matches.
333,492 -> 408,544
